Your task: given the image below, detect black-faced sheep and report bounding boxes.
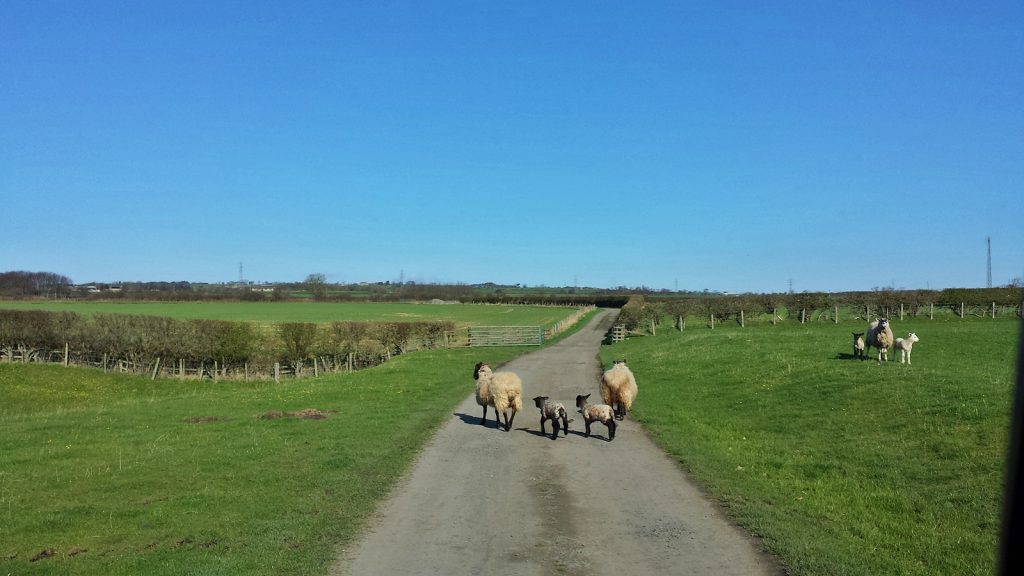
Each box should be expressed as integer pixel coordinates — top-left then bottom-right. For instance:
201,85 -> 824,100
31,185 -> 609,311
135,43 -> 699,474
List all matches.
600,359 -> 637,420
532,396 -> 571,440
575,393 -> 616,441
866,318 -> 894,362
894,333 -> 920,364
852,332 -> 866,360
473,362 -> 522,432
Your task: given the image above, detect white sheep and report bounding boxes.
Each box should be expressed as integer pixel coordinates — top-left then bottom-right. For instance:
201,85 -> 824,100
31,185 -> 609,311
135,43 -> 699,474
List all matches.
852,332 -> 866,360
473,362 -> 522,431
532,396 -> 572,440
894,333 -> 920,364
600,359 -> 637,420
865,318 -> 894,362
473,362 -> 494,426
575,393 -> 616,441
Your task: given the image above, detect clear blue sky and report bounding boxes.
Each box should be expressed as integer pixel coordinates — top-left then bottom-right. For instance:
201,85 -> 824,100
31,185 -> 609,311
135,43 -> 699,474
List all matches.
3,1 -> 1022,293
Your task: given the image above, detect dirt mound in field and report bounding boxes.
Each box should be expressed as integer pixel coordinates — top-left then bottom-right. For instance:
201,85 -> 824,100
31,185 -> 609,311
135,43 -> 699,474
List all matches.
182,416 -> 231,424
259,409 -> 337,420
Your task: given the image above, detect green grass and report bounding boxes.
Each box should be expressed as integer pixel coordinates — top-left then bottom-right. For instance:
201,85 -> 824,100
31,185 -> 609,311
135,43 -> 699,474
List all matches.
0,345 -> 528,575
600,318 -> 1020,576
0,301 -> 576,330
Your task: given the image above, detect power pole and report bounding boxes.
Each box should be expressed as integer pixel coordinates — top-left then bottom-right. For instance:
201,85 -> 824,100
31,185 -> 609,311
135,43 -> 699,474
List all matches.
987,237 -> 993,288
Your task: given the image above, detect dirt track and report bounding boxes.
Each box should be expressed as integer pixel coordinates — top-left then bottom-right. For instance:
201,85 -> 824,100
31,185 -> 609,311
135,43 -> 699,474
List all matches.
332,309 -> 780,576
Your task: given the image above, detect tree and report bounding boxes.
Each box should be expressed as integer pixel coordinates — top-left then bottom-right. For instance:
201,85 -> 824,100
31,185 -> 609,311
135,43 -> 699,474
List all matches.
304,273 -> 328,301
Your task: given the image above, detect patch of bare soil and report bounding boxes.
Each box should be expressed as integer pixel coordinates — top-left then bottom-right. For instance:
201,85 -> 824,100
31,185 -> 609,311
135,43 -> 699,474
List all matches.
182,416 -> 231,424
67,547 -> 87,557
259,408 -> 337,420
30,549 -> 55,562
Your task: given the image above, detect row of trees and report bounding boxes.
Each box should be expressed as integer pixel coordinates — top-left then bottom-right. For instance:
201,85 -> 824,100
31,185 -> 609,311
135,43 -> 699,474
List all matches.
0,271 -> 73,298
0,310 -> 455,378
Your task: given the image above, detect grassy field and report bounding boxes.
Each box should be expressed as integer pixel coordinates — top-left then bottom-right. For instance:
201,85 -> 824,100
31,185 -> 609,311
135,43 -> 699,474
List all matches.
0,346 -> 533,575
599,317 -> 1020,575
0,300 -> 575,330
0,308 -> 601,575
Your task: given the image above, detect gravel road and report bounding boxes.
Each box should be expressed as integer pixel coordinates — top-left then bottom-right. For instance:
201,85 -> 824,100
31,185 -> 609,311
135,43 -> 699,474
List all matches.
332,309 -> 780,576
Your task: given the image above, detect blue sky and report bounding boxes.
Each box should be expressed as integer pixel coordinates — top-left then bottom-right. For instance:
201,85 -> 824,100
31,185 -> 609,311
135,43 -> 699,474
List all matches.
3,1 -> 1022,293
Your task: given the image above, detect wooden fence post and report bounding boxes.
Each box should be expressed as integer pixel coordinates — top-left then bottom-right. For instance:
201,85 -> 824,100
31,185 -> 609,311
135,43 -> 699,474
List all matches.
992,302 -> 996,319
900,303 -> 904,321
772,308 -> 777,326
710,314 -> 715,330
151,358 -> 161,380
314,357 -> 319,377
103,353 -> 108,373
180,359 -> 185,380
834,306 -> 839,324
930,303 -> 934,320
740,310 -> 745,328
274,362 -> 280,383
960,302 -> 964,319
64,342 -> 69,367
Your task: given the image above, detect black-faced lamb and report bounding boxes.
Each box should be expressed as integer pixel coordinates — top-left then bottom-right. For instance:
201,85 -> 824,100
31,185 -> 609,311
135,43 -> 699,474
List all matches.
852,332 -> 866,360
575,393 -> 616,441
473,362 -> 522,431
865,318 -> 894,362
894,332 -> 920,365
600,359 -> 638,420
532,396 -> 572,440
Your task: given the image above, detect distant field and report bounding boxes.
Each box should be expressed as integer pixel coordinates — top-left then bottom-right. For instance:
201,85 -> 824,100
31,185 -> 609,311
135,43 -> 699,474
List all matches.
600,317 -> 1020,576
0,301 -> 575,329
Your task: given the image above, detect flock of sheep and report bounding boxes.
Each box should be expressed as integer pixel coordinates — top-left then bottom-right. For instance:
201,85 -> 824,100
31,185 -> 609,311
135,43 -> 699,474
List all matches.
471,359 -> 638,441
468,317 -> 915,443
853,318 -> 920,364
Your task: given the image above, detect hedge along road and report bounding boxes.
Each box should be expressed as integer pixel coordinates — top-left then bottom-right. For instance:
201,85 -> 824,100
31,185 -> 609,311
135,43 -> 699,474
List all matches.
331,309 -> 780,576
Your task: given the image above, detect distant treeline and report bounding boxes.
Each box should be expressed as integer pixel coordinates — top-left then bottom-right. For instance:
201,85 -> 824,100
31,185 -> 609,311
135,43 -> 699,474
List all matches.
3,270 -> 1022,313
0,309 -> 455,379
616,287 -> 1024,332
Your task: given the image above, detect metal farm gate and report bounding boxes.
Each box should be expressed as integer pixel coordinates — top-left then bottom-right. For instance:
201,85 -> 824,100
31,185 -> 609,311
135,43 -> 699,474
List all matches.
468,326 -> 544,347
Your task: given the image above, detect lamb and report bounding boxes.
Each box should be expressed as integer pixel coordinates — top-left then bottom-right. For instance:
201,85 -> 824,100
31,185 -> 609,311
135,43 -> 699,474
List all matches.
865,318 -> 894,362
473,362 -> 522,431
600,359 -> 638,420
575,393 -> 616,441
532,396 -> 572,440
852,332 -> 866,360
894,333 -> 920,365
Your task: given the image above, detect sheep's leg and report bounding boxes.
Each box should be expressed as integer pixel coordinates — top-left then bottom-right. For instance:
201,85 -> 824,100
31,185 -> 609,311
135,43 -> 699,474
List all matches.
550,419 -> 560,440
907,350 -> 912,365
500,410 -> 510,431
584,420 -> 592,437
539,416 -> 547,435
481,405 -> 489,426
507,410 -> 516,431
607,419 -> 616,441
560,414 -> 569,436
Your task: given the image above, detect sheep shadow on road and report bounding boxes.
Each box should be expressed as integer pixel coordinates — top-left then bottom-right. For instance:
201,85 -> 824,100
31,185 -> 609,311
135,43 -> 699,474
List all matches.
518,426 -> 613,442
452,412 -> 505,429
